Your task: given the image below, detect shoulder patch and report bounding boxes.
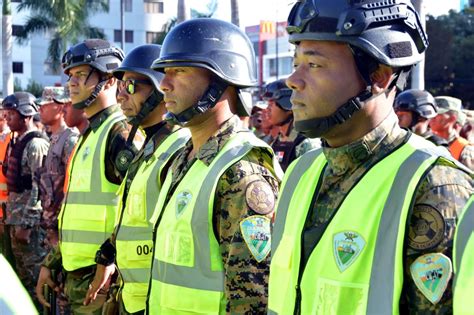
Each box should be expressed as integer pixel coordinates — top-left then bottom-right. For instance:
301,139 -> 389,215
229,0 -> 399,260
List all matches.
245,180 -> 275,215
410,253 -> 452,305
408,204 -> 445,251
240,215 -> 271,262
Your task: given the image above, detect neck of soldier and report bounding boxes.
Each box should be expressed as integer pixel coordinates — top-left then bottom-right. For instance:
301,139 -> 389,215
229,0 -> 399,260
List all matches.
17,119 -> 37,137
141,101 -> 166,129
278,118 -> 293,141
83,90 -> 118,119
49,117 -> 67,135
187,99 -> 234,160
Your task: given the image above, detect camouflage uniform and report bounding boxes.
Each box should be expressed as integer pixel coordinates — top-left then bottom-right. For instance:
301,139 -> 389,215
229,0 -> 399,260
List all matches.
301,113 -> 473,313
161,116 -> 280,313
6,131 -> 49,307
42,104 -> 140,314
38,125 -> 79,247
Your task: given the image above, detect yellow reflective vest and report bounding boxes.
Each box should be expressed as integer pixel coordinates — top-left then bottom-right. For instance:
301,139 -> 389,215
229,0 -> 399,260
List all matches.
268,135 -> 452,315
59,111 -> 124,271
115,128 -> 190,313
148,131 -> 278,314
453,197 -> 474,315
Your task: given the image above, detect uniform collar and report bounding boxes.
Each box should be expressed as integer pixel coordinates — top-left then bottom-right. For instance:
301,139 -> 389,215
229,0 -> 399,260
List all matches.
322,111 -> 406,176
87,104 -> 121,132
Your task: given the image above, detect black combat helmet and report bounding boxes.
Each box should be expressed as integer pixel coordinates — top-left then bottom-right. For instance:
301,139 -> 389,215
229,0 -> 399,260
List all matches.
62,39 -> 124,109
262,79 -> 293,111
2,92 -> 38,117
394,89 -> 437,120
286,0 -> 429,138
151,18 -> 257,125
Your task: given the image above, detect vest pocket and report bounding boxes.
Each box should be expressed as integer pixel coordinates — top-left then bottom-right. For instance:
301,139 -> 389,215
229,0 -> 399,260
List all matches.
312,277 -> 368,315
158,231 -> 193,267
125,192 -> 147,226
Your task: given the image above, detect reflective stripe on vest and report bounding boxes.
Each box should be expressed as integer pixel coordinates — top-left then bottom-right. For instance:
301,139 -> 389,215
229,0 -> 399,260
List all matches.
453,197 -> 474,315
148,132 -> 275,314
59,111 -> 124,271
268,135 -> 444,315
115,128 -> 190,313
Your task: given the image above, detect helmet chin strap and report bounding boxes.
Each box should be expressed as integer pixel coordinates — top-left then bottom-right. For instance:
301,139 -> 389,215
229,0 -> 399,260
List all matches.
72,79 -> 107,110
165,79 -> 228,127
127,90 -> 163,126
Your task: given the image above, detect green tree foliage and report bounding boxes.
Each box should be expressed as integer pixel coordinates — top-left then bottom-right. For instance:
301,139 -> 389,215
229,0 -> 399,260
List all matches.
426,10 -> 474,108
15,0 -> 109,72
13,78 -> 43,97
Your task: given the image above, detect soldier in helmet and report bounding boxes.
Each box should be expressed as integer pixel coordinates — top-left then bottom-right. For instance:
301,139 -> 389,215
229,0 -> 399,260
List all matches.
2,91 -> 50,309
268,1 -> 473,314
146,18 -> 282,313
262,79 -> 321,171
83,44 -> 190,314
394,89 -> 448,147
36,86 -> 80,249
36,39 -> 141,314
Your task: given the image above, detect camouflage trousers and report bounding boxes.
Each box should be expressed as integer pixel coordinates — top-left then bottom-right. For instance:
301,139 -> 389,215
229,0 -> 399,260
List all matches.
10,224 -> 47,311
63,267 -> 108,315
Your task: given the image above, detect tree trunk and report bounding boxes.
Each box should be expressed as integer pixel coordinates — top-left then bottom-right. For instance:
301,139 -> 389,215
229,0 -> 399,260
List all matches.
231,0 -> 240,27
411,0 -> 425,90
177,0 -> 190,24
2,0 -> 13,96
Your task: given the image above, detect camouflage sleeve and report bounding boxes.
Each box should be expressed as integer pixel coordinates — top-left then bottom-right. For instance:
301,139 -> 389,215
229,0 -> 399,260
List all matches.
459,144 -> 474,171
62,132 -> 79,166
105,120 -> 143,184
294,137 -> 322,158
42,244 -> 62,270
214,148 -> 280,314
23,137 -> 50,225
401,163 -> 473,313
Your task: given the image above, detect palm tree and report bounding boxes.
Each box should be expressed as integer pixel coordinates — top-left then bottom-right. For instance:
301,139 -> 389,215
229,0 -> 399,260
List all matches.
231,0 -> 240,27
177,0 -> 190,24
15,0 -> 109,72
2,0 -> 13,96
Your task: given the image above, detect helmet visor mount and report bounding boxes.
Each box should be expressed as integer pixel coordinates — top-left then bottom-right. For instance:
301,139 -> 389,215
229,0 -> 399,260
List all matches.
287,0 -> 319,35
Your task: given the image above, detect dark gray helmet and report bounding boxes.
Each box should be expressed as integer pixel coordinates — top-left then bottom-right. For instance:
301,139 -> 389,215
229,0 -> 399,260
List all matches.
2,92 -> 38,116
113,44 -> 164,127
287,0 -> 428,68
62,39 -> 124,75
151,18 -> 257,87
262,79 -> 292,111
113,44 -> 164,90
394,89 -> 437,119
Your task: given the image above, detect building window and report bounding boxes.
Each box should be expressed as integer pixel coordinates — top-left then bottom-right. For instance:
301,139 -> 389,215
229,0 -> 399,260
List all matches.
144,0 -> 164,14
124,0 -> 132,12
125,30 -> 133,43
146,31 -> 162,44
13,62 -> 23,74
268,56 -> 292,77
12,25 -> 24,37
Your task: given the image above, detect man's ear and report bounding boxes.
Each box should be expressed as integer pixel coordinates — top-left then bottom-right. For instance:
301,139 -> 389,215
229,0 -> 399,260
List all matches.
103,76 -> 117,90
370,64 -> 394,94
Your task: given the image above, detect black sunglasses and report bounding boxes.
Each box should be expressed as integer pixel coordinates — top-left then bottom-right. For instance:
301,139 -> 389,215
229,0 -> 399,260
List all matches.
119,79 -> 152,95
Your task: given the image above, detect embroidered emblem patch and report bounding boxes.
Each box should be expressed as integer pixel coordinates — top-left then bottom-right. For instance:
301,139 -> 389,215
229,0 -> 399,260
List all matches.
408,204 -> 445,251
82,146 -> 91,161
410,253 -> 452,305
240,215 -> 271,262
245,180 -> 275,215
333,231 -> 366,272
175,190 -> 192,218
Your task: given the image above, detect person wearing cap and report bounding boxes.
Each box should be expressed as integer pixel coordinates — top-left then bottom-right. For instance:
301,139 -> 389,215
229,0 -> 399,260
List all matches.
36,39 -> 141,314
36,86 -> 80,251
146,18 -> 282,314
262,79 -> 321,171
82,44 -> 190,314
268,1 -> 473,314
1,91 -> 50,310
394,89 -> 448,147
430,96 -> 474,169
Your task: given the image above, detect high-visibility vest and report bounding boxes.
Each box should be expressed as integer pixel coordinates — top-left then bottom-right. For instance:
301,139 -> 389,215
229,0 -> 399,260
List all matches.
115,128 -> 190,313
453,197 -> 474,315
268,135 -> 450,315
449,137 -> 470,161
148,131 -> 278,314
0,132 -> 11,206
59,111 -> 124,271
0,254 -> 38,315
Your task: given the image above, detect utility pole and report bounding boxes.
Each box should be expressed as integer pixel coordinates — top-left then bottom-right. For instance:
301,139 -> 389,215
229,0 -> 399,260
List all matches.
120,0 -> 125,50
2,0 -> 13,96
411,0 -> 425,90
